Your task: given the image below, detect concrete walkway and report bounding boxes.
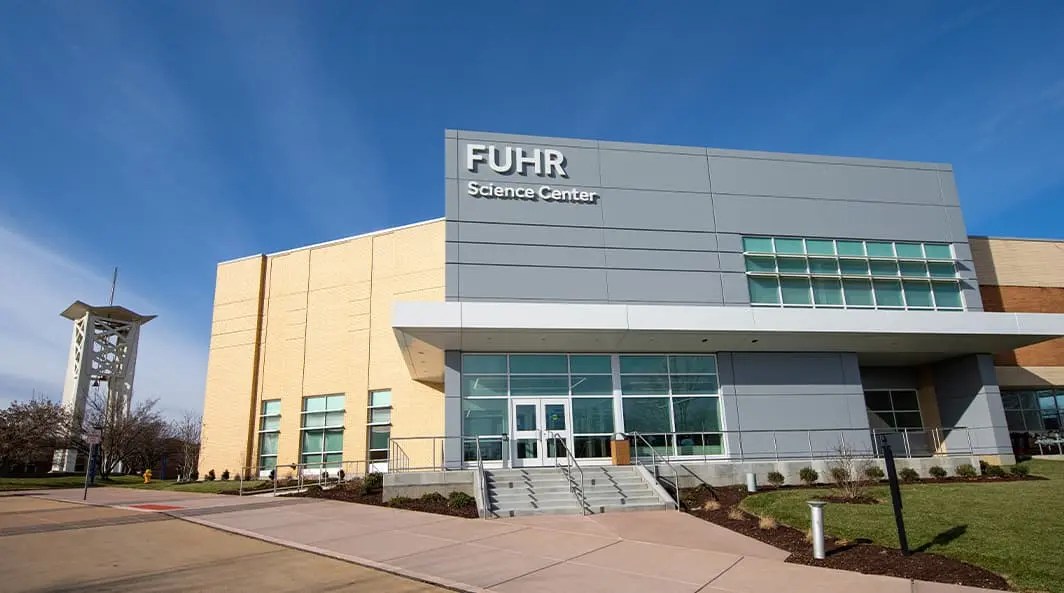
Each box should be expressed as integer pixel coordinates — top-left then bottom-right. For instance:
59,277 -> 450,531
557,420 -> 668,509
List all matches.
28,488 -> 993,593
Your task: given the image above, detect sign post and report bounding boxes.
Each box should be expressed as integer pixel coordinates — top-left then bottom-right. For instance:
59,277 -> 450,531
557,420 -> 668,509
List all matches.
83,434 -> 101,501
879,434 -> 910,555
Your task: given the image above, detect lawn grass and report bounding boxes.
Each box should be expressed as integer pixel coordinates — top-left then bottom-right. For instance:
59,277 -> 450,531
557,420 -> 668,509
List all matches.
741,460 -> 1064,593
0,474 -> 268,494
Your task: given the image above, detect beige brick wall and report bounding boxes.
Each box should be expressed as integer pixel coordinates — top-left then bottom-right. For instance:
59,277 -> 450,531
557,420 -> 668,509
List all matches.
198,220 -> 445,477
970,237 -> 1064,288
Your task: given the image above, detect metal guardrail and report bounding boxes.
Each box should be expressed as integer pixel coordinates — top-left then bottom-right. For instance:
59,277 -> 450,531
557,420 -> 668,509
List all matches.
389,426 -> 1006,474
236,460 -> 367,496
549,431 -> 587,515
629,431 -> 681,511
474,436 -> 491,518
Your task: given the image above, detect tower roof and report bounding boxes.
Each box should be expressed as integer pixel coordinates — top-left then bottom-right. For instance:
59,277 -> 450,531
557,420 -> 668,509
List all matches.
60,300 -> 156,324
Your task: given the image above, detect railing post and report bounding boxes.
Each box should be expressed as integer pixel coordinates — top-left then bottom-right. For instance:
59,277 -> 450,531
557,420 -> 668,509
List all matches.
772,431 -> 779,463
808,431 -> 815,463
871,429 -> 879,458
737,430 -> 745,462
966,428 -> 975,458
903,430 -> 912,459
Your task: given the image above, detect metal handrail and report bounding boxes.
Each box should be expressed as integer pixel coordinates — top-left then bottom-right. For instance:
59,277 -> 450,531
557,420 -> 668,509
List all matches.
236,459 -> 366,496
628,431 -> 681,511
549,431 -> 587,515
474,436 -> 491,518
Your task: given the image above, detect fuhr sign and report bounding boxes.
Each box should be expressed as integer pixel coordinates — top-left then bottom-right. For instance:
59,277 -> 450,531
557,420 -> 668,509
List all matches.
465,144 -> 600,204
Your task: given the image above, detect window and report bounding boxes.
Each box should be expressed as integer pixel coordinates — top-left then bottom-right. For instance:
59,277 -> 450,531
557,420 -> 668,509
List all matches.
743,236 -> 965,311
367,390 -> 392,462
300,394 -> 344,470
620,355 -> 722,456
258,399 -> 281,470
1003,389 -> 1063,432
864,390 -> 923,429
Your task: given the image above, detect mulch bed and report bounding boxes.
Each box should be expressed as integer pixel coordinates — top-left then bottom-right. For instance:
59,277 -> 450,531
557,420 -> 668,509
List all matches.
681,484 -> 1010,590
291,481 -> 479,519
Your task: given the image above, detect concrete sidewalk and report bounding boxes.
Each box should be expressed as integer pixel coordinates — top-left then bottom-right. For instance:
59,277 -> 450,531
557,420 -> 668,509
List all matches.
32,487 -> 993,593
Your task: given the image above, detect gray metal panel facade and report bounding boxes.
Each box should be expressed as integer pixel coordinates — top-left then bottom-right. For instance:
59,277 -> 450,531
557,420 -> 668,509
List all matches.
445,130 -> 982,309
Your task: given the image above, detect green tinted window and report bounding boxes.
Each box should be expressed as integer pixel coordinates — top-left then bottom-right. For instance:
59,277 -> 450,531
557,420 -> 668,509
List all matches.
870,260 -> 899,276
743,237 -> 774,253
619,355 -> 668,374
780,277 -> 812,305
927,262 -> 955,278
777,257 -> 807,274
463,355 -> 507,374
570,375 -> 613,395
903,281 -> 933,308
809,258 -> 839,274
569,355 -> 611,374
572,398 -> 614,433
839,259 -> 869,275
924,244 -> 952,259
622,398 -> 671,432
805,239 -> 835,255
837,241 -> 865,256
812,278 -> 844,305
462,375 -> 507,396
509,354 -> 567,374
899,261 -> 927,277
874,279 -> 904,307
843,279 -> 874,306
748,277 -> 780,304
932,282 -> 962,308
672,397 -> 721,431
774,238 -> 805,254
262,400 -> 281,416
895,243 -> 923,258
746,255 -> 776,273
668,355 -> 716,374
866,242 -> 895,257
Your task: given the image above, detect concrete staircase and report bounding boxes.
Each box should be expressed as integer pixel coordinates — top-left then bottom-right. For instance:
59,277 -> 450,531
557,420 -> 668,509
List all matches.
484,465 -> 671,517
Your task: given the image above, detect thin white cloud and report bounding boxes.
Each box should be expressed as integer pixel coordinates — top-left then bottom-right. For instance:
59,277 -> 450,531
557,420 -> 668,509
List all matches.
0,221 -> 207,418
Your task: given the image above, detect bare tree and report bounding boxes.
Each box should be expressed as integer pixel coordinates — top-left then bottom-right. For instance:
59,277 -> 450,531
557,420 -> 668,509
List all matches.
827,440 -> 876,500
0,396 -> 76,473
171,411 -> 202,482
82,392 -> 167,477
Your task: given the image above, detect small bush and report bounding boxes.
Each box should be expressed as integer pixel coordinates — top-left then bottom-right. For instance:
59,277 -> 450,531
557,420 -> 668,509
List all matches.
758,516 -> 778,530
447,491 -> 475,509
984,464 -> 1006,478
727,507 -> 745,521
190,470 -> 199,481
205,469 -> 216,481
359,472 -> 384,494
956,463 -> 978,478
701,500 -> 722,511
420,492 -> 447,504
828,466 -> 849,483
1010,464 -> 1030,477
387,496 -> 414,507
898,467 -> 920,482
221,469 -> 230,481
928,466 -> 947,479
798,467 -> 818,485
864,466 -> 885,480
767,471 -> 785,486
979,459 -> 990,473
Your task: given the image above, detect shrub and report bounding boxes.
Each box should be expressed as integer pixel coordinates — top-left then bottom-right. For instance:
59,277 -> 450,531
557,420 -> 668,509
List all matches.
447,491 -> 475,509
387,496 -> 414,507
190,470 -> 199,481
828,466 -> 849,483
956,463 -> 978,478
979,459 -> 990,473
984,464 -> 1006,478
864,466 -> 885,480
898,467 -> 920,482
767,471 -> 785,486
205,469 -> 216,481
727,507 -> 745,521
928,466 -> 947,479
798,467 -> 818,485
359,472 -> 384,494
221,469 -> 230,481
758,516 -> 778,530
1010,464 -> 1030,477
420,492 -> 447,504
701,500 -> 722,511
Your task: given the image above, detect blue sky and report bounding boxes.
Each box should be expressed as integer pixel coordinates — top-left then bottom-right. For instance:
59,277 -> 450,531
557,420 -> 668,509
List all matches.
0,1 -> 1062,415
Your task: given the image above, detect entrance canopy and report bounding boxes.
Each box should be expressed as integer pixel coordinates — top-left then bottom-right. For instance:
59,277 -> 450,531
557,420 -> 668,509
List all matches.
393,301 -> 1064,382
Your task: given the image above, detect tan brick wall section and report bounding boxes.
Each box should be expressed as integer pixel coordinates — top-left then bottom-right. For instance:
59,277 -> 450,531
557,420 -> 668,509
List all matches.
970,236 -> 1064,387
198,220 -> 445,478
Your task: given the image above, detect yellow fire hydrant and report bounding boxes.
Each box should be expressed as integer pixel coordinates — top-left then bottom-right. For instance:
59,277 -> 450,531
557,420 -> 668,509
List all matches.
143,469 -> 152,484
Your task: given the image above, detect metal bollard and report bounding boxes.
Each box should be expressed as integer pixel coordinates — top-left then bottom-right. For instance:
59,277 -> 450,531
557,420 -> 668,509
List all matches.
746,472 -> 757,493
807,500 -> 827,559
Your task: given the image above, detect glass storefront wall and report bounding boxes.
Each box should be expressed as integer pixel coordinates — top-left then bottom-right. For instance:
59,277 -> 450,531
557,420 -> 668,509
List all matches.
461,353 -> 723,463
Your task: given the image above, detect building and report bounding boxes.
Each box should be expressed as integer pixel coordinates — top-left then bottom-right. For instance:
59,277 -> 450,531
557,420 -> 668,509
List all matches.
198,130 -> 1064,482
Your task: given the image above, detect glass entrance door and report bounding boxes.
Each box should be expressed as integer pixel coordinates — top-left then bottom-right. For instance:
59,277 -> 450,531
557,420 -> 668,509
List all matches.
510,398 -> 570,467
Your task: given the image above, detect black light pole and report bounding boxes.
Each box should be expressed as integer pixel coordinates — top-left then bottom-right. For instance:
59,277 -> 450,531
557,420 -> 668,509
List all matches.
880,434 -> 910,555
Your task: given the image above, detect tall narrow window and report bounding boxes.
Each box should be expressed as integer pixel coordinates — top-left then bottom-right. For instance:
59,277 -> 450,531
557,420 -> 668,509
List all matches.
367,389 -> 392,462
300,394 -> 345,470
258,400 -> 281,470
